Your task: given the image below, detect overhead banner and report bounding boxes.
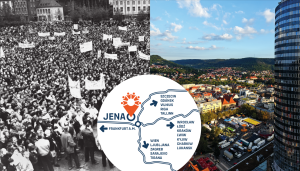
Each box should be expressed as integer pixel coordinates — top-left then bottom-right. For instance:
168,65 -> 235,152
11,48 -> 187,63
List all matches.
103,34 -> 112,40
113,38 -> 122,47
38,32 -> 50,37
18,43 -> 35,49
118,26 -> 127,31
139,36 -> 144,41
74,24 -> 78,30
82,28 -> 89,34
0,47 -> 4,58
85,77 -> 105,90
128,46 -> 137,52
73,30 -> 80,35
68,75 -> 82,98
138,51 -> 150,60
54,32 -> 66,36
80,41 -> 93,53
97,50 -> 101,58
104,53 -> 118,60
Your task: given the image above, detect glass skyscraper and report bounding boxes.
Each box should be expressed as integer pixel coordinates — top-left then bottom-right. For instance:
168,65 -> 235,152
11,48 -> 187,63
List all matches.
274,0 -> 300,171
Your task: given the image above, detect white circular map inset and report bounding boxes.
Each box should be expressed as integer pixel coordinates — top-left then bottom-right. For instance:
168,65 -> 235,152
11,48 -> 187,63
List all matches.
97,75 -> 201,171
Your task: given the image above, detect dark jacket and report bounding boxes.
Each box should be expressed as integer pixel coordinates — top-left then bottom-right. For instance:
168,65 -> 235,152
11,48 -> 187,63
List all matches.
81,128 -> 95,147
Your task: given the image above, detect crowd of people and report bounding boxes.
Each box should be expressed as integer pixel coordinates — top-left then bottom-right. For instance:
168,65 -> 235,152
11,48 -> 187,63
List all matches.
0,18 -> 150,171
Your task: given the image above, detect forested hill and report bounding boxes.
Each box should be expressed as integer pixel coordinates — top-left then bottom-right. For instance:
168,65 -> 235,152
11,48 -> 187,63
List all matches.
171,57 -> 274,71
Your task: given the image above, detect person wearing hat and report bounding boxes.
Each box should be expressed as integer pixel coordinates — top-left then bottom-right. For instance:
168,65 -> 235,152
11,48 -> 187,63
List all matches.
81,121 -> 99,165
44,129 -> 59,167
35,134 -> 54,171
60,125 -> 82,170
28,143 -> 39,171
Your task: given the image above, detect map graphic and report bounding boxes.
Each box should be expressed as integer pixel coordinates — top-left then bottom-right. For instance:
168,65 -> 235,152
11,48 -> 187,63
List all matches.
97,75 -> 201,171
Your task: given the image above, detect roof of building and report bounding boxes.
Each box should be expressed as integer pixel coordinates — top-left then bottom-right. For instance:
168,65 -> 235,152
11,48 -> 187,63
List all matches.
37,0 -> 62,8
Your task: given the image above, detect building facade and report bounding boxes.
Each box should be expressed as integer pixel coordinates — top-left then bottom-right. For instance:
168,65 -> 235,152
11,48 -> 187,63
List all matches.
197,100 -> 222,114
13,0 -> 28,16
274,0 -> 300,170
36,0 -> 63,21
113,0 -> 150,15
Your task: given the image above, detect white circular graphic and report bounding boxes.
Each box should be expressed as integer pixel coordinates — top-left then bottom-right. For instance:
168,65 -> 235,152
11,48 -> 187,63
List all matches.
97,75 -> 201,171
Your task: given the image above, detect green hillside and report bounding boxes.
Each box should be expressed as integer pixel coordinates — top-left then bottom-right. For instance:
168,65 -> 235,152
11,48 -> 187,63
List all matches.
150,55 -> 202,74
171,57 -> 274,71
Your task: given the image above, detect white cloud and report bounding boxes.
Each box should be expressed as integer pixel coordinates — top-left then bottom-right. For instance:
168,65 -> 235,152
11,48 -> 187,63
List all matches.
223,20 -> 228,25
177,40 -> 205,44
235,10 -> 244,14
150,24 -> 178,41
186,45 -> 218,50
211,4 -> 222,10
189,26 -> 199,30
175,18 -> 179,20
152,43 -> 162,46
202,33 -> 233,40
169,46 -> 177,48
150,17 -> 162,21
177,0 -> 210,18
223,12 -> 231,19
170,23 -> 183,32
234,26 -> 257,40
159,31 -> 178,41
242,18 -> 255,25
234,26 -> 257,34
165,11 -> 170,17
150,24 -> 162,36
215,17 -> 219,20
203,21 -> 221,30
260,9 -> 275,23
260,29 -> 275,34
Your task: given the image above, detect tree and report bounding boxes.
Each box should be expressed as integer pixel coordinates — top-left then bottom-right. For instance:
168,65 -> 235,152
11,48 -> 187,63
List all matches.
197,137 -> 208,154
214,147 -> 221,158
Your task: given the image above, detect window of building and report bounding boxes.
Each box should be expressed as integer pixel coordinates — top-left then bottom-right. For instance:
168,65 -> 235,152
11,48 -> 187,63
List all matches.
138,1 -> 140,4
138,6 -> 140,11
143,6 -> 145,11
116,1 -> 118,5
133,7 -> 135,11
143,0 -> 145,4
127,7 -> 130,11
120,1 -> 123,5
120,7 -> 123,12
132,1 -> 135,5
48,9 -> 50,13
127,1 -> 129,5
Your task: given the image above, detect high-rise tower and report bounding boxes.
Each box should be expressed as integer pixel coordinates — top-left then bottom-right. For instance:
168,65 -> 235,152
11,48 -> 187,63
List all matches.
274,0 -> 300,171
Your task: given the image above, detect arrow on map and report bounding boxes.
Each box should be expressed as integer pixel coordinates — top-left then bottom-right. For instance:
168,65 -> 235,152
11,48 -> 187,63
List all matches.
100,125 -> 108,132
142,141 -> 149,149
150,100 -> 158,107
167,122 -> 175,129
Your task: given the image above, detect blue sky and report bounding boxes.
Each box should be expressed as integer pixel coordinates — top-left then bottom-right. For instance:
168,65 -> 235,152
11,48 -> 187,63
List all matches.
150,0 -> 279,60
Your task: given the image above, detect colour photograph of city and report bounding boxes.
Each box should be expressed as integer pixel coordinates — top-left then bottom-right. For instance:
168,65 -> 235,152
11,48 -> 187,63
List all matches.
150,0 -> 296,171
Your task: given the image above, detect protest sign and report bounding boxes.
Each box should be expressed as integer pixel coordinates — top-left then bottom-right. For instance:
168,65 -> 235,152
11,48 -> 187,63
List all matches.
118,26 -> 127,31
139,36 -> 144,41
80,41 -> 93,53
54,32 -> 66,36
138,51 -> 150,60
104,53 -> 118,60
38,32 -> 50,37
128,46 -> 137,52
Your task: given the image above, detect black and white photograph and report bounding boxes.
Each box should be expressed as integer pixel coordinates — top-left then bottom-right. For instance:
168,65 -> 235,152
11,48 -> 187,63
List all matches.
0,0 -> 150,170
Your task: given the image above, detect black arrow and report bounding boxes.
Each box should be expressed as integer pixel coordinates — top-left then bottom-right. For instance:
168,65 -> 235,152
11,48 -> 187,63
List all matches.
142,141 -> 149,149
150,100 -> 158,107
100,125 -> 108,132
167,122 -> 174,129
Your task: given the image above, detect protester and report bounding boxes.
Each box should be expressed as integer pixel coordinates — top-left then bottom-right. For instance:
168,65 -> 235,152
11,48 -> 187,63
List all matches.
0,18 -> 149,170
